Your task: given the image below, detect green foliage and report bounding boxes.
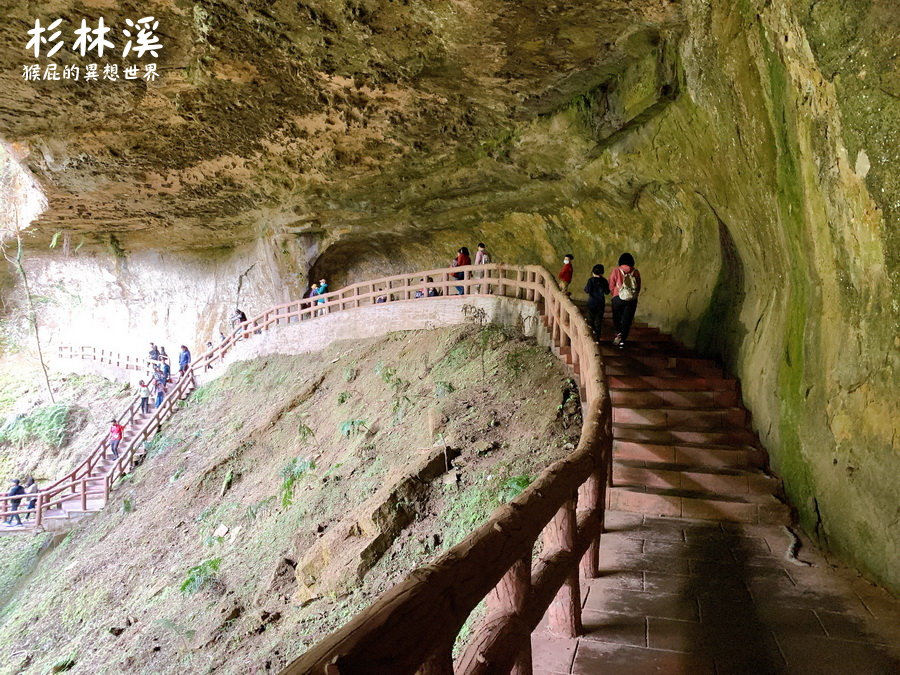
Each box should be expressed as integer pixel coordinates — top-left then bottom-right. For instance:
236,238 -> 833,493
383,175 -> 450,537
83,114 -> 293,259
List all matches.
49,653 -> 77,672
220,469 -> 234,496
297,417 -> 316,443
433,381 -> 455,398
279,457 -> 316,507
245,496 -> 275,521
504,351 -> 528,377
156,618 -> 196,650
0,403 -> 74,448
170,466 -> 185,483
497,475 -> 534,503
49,231 -> 61,248
146,433 -> 180,459
108,234 -> 126,259
391,395 -> 412,424
342,366 -> 357,383
339,419 -> 368,438
439,476 -> 500,549
186,384 -> 212,406
337,391 -> 351,405
374,361 -> 397,384
180,557 -> 222,595
122,497 -> 135,514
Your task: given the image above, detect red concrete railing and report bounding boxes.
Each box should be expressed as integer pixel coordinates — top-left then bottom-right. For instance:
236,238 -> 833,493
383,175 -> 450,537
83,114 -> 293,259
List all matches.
25,265 -> 611,675
275,265 -> 612,674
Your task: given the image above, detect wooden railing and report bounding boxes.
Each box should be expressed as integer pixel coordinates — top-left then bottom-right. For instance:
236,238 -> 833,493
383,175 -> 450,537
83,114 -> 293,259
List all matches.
40,264 -> 611,675
275,265 -> 612,674
56,345 -> 145,372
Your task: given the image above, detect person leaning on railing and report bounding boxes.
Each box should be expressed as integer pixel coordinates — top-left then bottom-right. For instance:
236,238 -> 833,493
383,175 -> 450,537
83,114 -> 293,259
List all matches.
231,308 -> 247,326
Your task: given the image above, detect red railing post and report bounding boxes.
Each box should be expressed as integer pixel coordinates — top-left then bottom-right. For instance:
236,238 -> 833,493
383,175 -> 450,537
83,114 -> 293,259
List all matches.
35,492 -> 43,527
543,497 -> 582,637
492,555 -> 533,674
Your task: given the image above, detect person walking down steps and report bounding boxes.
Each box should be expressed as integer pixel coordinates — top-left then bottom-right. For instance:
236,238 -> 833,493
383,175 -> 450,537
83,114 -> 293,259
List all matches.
558,254 -> 574,296
154,377 -> 166,409
609,252 -> 642,349
179,345 -> 191,376
138,379 -> 151,414
107,419 -> 125,459
5,478 -> 25,527
584,264 -> 610,339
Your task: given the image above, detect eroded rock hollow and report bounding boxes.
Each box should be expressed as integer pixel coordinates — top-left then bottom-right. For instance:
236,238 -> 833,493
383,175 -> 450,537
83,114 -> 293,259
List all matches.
1,0 -> 897,590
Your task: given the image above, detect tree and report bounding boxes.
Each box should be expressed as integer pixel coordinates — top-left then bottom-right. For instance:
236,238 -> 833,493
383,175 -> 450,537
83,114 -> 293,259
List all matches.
0,146 -> 54,403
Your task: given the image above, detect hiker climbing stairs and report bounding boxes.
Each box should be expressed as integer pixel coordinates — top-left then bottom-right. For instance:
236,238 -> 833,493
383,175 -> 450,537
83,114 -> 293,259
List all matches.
597,311 -> 789,525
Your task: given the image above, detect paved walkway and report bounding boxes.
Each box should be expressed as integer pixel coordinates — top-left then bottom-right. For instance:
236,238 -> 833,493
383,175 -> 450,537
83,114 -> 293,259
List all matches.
532,510 -> 900,674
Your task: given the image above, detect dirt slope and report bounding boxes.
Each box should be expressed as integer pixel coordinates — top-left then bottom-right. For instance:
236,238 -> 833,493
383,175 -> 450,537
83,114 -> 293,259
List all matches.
0,324 -> 578,674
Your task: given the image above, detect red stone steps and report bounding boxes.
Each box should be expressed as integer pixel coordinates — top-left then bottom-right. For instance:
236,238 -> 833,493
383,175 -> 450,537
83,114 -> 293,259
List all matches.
589,307 -> 792,525
613,406 -> 747,429
614,440 -> 766,468
613,424 -> 757,446
607,485 -> 790,524
604,353 -> 723,373
609,376 -> 736,391
604,362 -> 725,379
610,388 -> 740,408
612,461 -> 779,495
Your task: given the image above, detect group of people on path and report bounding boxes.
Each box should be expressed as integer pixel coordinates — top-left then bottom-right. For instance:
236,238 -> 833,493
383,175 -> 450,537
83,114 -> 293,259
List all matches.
302,278 -> 330,315
4,476 -> 38,527
450,243 -> 492,295
137,343 -> 191,417
564,252 -> 642,348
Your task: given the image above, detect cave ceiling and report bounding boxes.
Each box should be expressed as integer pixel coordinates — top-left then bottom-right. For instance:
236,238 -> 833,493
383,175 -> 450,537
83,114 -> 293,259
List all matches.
0,0 -> 682,251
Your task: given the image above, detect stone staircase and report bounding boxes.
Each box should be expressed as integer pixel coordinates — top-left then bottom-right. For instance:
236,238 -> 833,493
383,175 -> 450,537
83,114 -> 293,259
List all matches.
5,375 -> 195,533
37,409 -> 156,529
600,314 -> 790,526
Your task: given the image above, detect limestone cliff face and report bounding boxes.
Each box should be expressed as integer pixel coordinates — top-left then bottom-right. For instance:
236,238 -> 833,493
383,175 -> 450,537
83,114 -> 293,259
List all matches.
0,1 -> 897,589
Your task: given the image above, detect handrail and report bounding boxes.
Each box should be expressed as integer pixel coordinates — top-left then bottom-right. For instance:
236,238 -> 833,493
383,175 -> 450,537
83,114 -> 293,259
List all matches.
276,265 -> 611,674
56,345 -> 145,372
46,264 -> 611,675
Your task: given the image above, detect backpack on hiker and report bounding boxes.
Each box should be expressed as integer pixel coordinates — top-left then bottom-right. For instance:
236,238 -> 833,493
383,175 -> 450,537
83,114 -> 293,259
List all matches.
618,270 -> 637,301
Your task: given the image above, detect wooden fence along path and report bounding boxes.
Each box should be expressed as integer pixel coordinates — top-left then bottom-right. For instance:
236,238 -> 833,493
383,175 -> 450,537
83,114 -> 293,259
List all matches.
3,264 -> 612,675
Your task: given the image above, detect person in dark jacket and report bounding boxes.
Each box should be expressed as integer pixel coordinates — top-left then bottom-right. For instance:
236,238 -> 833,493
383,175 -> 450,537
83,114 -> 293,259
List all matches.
583,264 -> 610,338
5,478 -> 25,526
609,252 -> 642,348
231,308 -> 247,327
178,345 -> 191,375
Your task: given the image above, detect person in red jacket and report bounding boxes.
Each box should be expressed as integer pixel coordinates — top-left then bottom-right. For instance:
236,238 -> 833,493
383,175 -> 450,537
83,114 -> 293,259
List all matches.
609,252 -> 642,348
452,246 -> 471,295
558,254 -> 574,295
107,419 -> 125,459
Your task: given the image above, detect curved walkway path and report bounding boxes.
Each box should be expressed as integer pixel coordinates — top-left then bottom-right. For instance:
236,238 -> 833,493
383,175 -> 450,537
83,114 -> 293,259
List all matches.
4,265 -> 898,674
